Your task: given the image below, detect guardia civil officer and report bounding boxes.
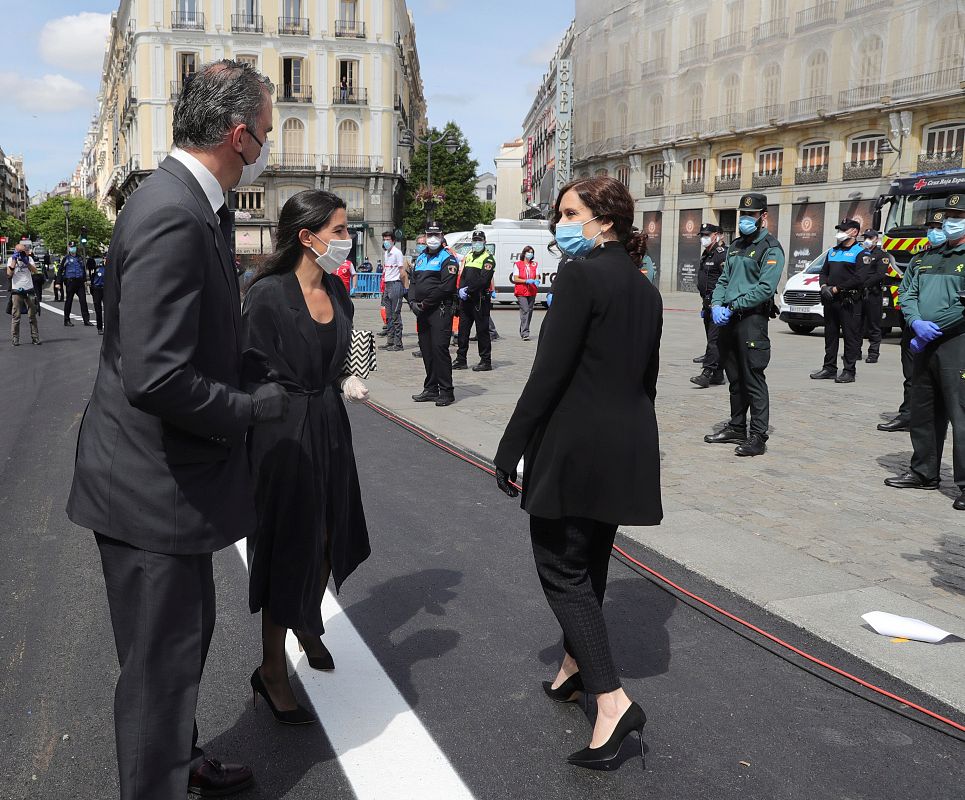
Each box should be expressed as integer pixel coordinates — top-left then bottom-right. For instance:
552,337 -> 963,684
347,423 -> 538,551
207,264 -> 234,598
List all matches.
409,221 -> 458,406
452,230 -> 496,372
705,193 -> 784,456
60,241 -> 93,327
691,222 -> 727,388
809,219 -> 865,383
858,229 -> 891,363
878,211 -> 946,432
885,196 -> 965,509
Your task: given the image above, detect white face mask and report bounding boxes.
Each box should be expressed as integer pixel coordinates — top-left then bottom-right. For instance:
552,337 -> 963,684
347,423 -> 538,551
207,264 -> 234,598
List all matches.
835,231 -> 851,244
426,236 -> 442,251
700,236 -> 712,249
309,232 -> 353,274
862,239 -> 875,249
237,130 -> 270,187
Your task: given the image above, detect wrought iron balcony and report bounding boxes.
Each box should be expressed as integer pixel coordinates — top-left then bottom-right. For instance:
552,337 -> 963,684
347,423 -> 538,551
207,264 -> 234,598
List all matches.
640,126 -> 674,146
745,104 -> 785,128
795,2 -> 837,33
640,57 -> 667,79
172,10 -> 204,30
610,68 -> 629,90
333,86 -> 368,105
679,43 -> 709,69
681,179 -> 706,194
752,171 -> 782,189
788,94 -> 831,119
713,31 -> 746,58
751,17 -> 788,46
794,166 -> 829,184
644,182 -> 665,197
918,151 -> 964,173
674,120 -> 706,141
170,79 -> 188,99
278,84 -> 312,103
231,14 -> 263,33
715,175 -> 741,191
838,83 -> 886,109
709,113 -> 744,133
268,153 -> 318,172
394,95 -> 409,130
844,0 -> 892,17
335,19 -> 366,38
278,16 -> 309,35
843,159 -> 883,180
891,68 -> 963,100
328,154 -> 382,173
122,87 -> 137,122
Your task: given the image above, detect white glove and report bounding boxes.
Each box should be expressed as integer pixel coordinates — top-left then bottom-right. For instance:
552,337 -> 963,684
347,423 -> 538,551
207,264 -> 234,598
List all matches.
340,375 -> 370,403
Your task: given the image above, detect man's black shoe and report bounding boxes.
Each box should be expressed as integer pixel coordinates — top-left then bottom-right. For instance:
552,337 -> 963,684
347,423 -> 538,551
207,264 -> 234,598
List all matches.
693,355 -> 706,363
709,371 -> 725,385
472,362 -> 492,372
954,493 -> 965,511
451,360 -> 468,370
884,472 -> 939,490
835,371 -> 856,383
469,336 -> 477,341
866,354 -> 879,363
188,758 -> 253,797
412,389 -> 439,402
735,434 -> 767,457
690,369 -> 712,388
412,350 -> 422,358
704,427 -> 747,444
64,320 -> 74,327
877,417 -> 910,432
809,367 -> 836,379
435,392 -> 455,407
491,333 -> 500,341
83,321 -> 95,326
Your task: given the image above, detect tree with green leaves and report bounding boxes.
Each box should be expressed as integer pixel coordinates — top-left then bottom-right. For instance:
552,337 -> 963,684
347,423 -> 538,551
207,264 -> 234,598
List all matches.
479,201 -> 496,226
26,197 -> 114,256
402,122 -> 485,239
0,212 -> 27,246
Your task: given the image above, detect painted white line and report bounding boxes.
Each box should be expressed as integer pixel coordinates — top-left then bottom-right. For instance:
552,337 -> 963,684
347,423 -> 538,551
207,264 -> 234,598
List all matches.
40,300 -> 84,321
232,541 -> 476,800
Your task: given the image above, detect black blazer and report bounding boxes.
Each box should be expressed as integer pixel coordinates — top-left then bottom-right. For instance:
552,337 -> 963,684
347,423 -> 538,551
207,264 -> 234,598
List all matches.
495,242 -> 663,526
67,157 -> 255,554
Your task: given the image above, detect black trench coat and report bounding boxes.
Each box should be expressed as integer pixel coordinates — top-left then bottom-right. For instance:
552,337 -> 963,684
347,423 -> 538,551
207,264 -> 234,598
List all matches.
494,242 -> 663,526
242,271 -> 370,635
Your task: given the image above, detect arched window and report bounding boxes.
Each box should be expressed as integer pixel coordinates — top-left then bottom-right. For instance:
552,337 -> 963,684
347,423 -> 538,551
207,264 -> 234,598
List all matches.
857,35 -> 883,85
762,63 -> 781,107
924,121 -> 965,157
685,157 -> 706,182
719,152 -> 742,180
691,83 -> 704,124
338,119 -> 359,156
805,50 -> 828,98
722,73 -> 740,116
757,146 -> 783,176
650,93 -> 663,129
647,161 -> 664,185
282,118 -> 304,154
616,164 -> 631,187
848,132 -> 885,165
936,14 -> 964,70
800,139 -> 829,171
334,186 -> 363,215
618,103 -> 629,138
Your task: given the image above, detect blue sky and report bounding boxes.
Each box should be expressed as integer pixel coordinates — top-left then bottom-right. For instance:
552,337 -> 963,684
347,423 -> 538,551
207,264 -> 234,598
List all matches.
2,0 -> 572,193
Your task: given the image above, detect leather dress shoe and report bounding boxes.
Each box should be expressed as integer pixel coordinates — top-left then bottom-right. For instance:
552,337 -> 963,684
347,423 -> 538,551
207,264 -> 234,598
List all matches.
693,354 -> 706,363
704,427 -> 746,444
472,362 -> 492,372
64,320 -> 74,327
834,371 -> 856,383
451,360 -> 468,370
435,391 -> 455,407
412,389 -> 439,402
735,434 -> 767,457
809,367 -> 836,379
188,758 -> 253,797
877,417 -> 910,432
865,354 -> 879,363
954,494 -> 965,511
884,472 -> 939,490
83,321 -> 95,326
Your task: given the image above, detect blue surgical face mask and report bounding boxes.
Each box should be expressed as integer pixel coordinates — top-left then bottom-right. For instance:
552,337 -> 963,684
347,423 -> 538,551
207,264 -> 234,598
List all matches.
554,216 -> 601,257
927,228 -> 948,247
415,243 -> 427,255
383,240 -> 392,251
738,215 -> 759,236
68,247 -> 77,254
472,242 -> 485,253
942,218 -> 965,241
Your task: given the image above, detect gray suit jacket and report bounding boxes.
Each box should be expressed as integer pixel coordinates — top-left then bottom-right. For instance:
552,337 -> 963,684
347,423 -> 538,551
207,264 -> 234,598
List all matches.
67,157 -> 256,554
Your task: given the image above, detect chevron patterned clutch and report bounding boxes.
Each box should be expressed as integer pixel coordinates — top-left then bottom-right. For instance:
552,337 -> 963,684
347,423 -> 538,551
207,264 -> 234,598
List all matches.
343,329 -> 377,379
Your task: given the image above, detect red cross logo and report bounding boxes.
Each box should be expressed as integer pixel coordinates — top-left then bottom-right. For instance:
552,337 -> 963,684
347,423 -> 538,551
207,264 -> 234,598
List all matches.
914,179 -> 927,191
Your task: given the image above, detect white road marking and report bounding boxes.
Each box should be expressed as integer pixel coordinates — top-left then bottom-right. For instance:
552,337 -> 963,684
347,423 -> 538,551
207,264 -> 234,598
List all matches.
40,300 -> 84,320
232,541 -> 476,799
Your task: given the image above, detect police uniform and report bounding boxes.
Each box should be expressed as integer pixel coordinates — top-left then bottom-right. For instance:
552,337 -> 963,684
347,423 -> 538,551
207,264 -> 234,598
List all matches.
409,224 -> 459,406
60,243 -> 92,326
453,232 -> 496,371
91,263 -> 106,333
859,231 -> 891,363
705,193 -> 785,456
886,195 -> 965,509
692,223 -> 727,387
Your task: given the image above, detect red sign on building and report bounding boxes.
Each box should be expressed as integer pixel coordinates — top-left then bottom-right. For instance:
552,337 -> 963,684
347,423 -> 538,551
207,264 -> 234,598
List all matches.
526,137 -> 534,203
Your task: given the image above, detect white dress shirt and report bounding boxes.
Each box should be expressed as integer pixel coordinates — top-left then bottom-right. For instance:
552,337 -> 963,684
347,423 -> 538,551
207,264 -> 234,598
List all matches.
169,148 -> 226,214
383,245 -> 404,282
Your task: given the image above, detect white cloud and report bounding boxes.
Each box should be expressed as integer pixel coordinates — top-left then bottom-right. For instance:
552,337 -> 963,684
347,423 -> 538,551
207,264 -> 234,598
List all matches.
0,72 -> 93,113
39,12 -> 112,73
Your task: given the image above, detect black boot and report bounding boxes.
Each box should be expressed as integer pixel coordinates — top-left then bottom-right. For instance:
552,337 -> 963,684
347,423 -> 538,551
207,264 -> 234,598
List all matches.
451,359 -> 468,370
834,370 -> 855,383
472,361 -> 492,372
704,426 -> 747,444
735,434 -> 767,457
710,370 -> 725,385
412,389 -> 439,402
865,354 -> 879,363
690,368 -> 713,388
809,367 -> 836,379
435,390 -> 455,407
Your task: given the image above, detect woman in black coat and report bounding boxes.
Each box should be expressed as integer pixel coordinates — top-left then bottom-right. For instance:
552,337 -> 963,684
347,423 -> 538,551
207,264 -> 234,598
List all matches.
242,190 -> 371,725
494,176 -> 662,769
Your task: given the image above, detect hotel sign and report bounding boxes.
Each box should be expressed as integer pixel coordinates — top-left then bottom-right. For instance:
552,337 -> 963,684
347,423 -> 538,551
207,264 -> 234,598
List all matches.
555,58 -> 572,193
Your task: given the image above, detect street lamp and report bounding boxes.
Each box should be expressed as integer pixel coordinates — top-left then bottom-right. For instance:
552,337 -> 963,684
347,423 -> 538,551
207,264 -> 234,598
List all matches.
62,199 -> 71,243
399,127 -> 459,221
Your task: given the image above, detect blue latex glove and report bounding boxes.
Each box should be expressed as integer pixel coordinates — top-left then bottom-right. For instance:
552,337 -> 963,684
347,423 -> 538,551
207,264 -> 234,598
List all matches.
491,290 -> 497,300
546,293 -> 553,307
711,306 -> 731,326
911,319 -> 943,342
910,336 -> 926,354
524,279 -> 536,286
458,286 -> 469,301
533,279 -> 541,287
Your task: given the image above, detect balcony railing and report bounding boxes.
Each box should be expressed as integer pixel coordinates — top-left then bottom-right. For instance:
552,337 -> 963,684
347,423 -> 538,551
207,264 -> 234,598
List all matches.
122,87 -> 137,121
170,79 -> 188,99
752,17 -> 788,45
333,87 -> 368,105
589,77 -> 607,94
278,16 -> 309,35
796,2 -> 837,32
279,84 -> 312,103
788,94 -> 831,119
679,42 -> 709,69
794,166 -> 829,184
269,153 -> 318,171
752,171 -> 782,189
892,67 -> 963,100
172,10 -> 204,30
838,83 -> 886,109
844,0 -> 892,17
335,19 -> 366,38
681,179 -> 706,194
745,104 -> 785,128
674,120 -> 706,141
610,68 -> 629,90
715,175 -> 741,191
709,112 -> 744,133
640,57 -> 667,79
328,154 -> 382,173
395,95 -> 409,130
231,14 -> 263,33
843,159 -> 883,180
640,126 -> 674,146
713,31 -> 746,58
644,182 -> 665,197
918,151 -> 964,173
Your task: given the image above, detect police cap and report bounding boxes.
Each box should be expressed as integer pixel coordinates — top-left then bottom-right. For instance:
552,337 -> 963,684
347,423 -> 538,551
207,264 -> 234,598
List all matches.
861,229 -> 879,239
738,193 -> 767,212
942,194 -> 964,212
834,218 -> 861,232
425,220 -> 442,235
699,223 -> 722,235
926,210 -> 946,227
471,230 -> 486,241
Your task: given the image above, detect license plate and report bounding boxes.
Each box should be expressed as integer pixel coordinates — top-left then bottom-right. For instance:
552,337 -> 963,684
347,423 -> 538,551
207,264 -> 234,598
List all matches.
789,305 -> 814,313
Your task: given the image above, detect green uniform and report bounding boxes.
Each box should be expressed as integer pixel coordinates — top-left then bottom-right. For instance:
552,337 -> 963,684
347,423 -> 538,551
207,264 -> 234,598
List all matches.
711,228 -> 785,311
898,240 -> 965,331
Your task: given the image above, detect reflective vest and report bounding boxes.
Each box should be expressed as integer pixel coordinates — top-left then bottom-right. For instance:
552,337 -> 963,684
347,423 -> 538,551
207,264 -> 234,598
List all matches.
514,259 -> 538,297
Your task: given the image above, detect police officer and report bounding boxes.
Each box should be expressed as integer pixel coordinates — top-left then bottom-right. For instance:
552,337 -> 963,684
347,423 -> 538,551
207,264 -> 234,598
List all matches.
90,258 -> 106,335
691,222 -> 727,388
878,211 -> 946,432
453,230 -> 496,372
885,195 -> 965,510
705,193 -> 785,457
858,229 -> 891,364
809,219 -> 864,383
60,241 -> 93,327
409,221 -> 458,406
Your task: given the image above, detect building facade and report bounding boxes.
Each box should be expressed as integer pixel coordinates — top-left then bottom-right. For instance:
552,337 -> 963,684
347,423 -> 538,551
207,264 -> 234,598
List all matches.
474,171 -> 496,204
493,139 -> 526,220
0,147 -> 29,221
86,0 -> 427,264
572,0 -> 965,291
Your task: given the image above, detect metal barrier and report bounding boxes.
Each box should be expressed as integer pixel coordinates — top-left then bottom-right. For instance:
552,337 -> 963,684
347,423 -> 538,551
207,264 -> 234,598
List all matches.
351,272 -> 381,298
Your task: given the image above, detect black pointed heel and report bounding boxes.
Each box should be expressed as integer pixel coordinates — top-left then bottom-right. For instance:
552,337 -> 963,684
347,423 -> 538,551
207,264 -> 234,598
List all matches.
250,668 -> 317,726
542,672 -> 584,703
294,631 -> 335,671
567,701 -> 647,771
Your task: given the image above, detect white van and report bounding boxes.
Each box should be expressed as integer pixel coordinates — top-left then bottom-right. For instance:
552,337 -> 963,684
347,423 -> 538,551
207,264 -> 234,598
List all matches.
447,219 -> 560,304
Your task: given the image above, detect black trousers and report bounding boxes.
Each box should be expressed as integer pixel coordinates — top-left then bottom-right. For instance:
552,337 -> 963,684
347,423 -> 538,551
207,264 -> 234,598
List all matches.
32,275 -> 45,313
897,324 -> 914,421
417,304 -> 454,393
63,278 -> 90,323
91,286 -> 104,330
701,299 -> 721,373
53,280 -> 64,301
530,515 -> 620,694
909,332 -> 965,489
718,312 -> 771,438
96,533 -> 215,800
823,299 -> 862,374
456,295 -> 492,364
862,288 -> 883,358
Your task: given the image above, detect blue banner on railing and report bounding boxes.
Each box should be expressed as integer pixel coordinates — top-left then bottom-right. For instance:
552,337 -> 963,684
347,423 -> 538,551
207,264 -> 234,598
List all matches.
351,272 -> 381,297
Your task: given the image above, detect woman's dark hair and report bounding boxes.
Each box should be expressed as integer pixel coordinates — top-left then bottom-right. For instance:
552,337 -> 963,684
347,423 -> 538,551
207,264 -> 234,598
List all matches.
251,190 -> 346,287
550,176 -> 649,266
521,244 -> 534,257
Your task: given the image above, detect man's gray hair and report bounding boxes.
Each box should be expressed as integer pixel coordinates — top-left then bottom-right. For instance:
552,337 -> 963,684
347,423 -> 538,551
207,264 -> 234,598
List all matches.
173,60 -> 274,150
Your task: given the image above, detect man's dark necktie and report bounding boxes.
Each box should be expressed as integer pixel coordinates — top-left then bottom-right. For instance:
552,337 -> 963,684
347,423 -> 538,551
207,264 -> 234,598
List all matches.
217,204 -> 233,248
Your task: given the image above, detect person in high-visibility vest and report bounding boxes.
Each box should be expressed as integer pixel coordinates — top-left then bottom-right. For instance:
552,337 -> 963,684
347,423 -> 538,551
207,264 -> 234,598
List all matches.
452,230 -> 496,371
511,245 -> 540,340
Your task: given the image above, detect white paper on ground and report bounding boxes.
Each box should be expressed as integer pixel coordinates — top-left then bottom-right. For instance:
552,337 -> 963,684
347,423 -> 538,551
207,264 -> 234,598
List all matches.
862,611 -> 954,644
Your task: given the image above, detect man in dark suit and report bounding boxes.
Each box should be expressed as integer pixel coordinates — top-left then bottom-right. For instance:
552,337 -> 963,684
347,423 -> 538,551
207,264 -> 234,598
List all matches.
67,61 -> 288,800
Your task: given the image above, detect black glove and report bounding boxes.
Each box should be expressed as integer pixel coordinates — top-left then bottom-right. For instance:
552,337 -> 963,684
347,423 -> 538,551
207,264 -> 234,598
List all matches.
495,467 -> 519,498
820,285 -> 834,302
409,300 -> 424,314
250,382 -> 289,424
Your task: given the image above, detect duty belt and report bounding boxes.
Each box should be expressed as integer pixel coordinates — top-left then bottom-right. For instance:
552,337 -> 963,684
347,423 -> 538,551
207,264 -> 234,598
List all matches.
731,304 -> 769,319
839,288 -> 865,302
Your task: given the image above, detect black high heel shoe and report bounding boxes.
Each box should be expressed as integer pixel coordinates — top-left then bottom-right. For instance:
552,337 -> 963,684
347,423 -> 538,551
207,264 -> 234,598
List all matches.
542,672 -> 584,703
250,668 -> 317,726
294,631 -> 335,671
567,701 -> 647,771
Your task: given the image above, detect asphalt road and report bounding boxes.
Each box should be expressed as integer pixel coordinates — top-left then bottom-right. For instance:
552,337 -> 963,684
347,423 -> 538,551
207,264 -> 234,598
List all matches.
0,301 -> 963,799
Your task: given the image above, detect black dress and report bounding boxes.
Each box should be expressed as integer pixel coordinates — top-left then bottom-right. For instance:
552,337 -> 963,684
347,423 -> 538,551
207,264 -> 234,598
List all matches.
243,272 -> 370,635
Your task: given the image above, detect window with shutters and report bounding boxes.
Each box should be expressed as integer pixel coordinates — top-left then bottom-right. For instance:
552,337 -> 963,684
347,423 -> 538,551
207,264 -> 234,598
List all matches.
282,118 -> 304,154
757,146 -> 783,176
857,35 -> 883,86
762,63 -> 781,106
338,120 -> 359,157
805,50 -> 827,97
650,94 -> 663,129
722,74 -> 740,116
616,165 -> 630,187
236,53 -> 258,69
936,15 -> 964,70
595,169 -> 609,177
925,122 -> 965,156
726,0 -> 744,34
648,161 -> 664,184
719,153 -> 742,179
685,158 -> 706,182
800,140 -> 829,171
691,14 -> 707,45
849,133 -> 884,165
691,84 -> 704,125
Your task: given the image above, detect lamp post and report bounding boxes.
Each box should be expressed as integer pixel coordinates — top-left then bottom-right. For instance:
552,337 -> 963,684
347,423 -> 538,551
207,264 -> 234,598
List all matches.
62,199 -> 71,245
399,128 -> 459,222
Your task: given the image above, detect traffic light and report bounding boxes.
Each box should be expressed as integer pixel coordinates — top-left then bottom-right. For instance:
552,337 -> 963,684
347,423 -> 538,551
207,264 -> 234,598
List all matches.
80,226 -> 88,245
